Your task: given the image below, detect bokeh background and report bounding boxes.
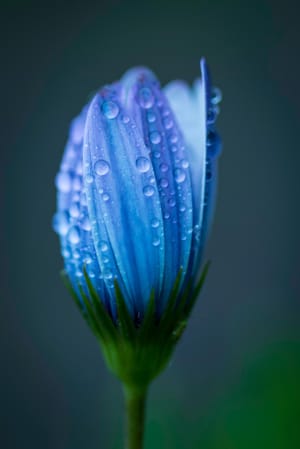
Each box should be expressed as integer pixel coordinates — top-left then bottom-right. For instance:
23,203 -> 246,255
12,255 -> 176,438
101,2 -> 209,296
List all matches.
1,0 -> 300,448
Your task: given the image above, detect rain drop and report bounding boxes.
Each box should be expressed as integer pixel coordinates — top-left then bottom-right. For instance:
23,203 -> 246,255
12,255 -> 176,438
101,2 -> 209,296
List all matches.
138,87 -> 154,109
149,131 -> 161,144
67,226 -> 80,245
143,185 -> 155,197
69,202 -> 80,218
102,193 -> 110,202
159,178 -> 168,189
86,174 -> 94,184
151,218 -> 160,228
174,168 -> 186,183
152,237 -> 160,247
180,159 -> 189,169
52,211 -> 69,236
55,171 -> 72,193
147,111 -> 156,123
95,159 -> 110,176
101,101 -> 119,119
136,157 -> 150,173
160,163 -> 168,172
81,216 -> 91,231
100,241 -> 108,252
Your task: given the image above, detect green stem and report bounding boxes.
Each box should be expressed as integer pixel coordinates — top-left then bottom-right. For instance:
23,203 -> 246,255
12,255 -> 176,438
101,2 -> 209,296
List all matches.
123,385 -> 148,449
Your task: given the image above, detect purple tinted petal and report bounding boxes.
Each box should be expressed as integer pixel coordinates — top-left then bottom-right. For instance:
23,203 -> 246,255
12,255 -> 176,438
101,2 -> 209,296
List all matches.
120,68 -> 193,308
83,84 -> 165,317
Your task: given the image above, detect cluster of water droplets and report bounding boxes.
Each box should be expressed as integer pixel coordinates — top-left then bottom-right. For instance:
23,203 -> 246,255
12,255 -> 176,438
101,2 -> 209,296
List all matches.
134,80 -> 194,265
52,113 -> 109,300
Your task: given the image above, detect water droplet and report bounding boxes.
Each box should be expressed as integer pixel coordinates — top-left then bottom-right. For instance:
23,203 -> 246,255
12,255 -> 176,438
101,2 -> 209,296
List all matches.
169,134 -> 178,144
73,249 -> 81,259
159,178 -> 168,188
52,211 -> 69,236
168,198 -> 176,207
143,185 -> 155,197
138,87 -> 154,109
101,100 -> 119,119
69,202 -> 80,218
62,249 -> 70,258
152,237 -> 160,247
67,226 -> 80,244
102,192 -> 110,202
86,174 -> 94,184
72,176 -> 82,191
151,218 -> 159,228
153,151 -> 161,158
159,163 -> 168,172
148,176 -> 155,184
81,216 -> 91,231
180,159 -> 189,169
171,145 -> 177,153
147,111 -> 156,123
163,116 -> 173,129
174,168 -> 186,183
84,254 -> 93,264
102,256 -> 109,264
55,171 -> 72,193
94,159 -> 110,176
103,269 -> 113,280
136,156 -> 150,173
164,212 -> 170,220
121,114 -> 130,123
207,131 -> 221,158
211,87 -> 222,105
149,131 -> 161,144
100,241 -> 108,252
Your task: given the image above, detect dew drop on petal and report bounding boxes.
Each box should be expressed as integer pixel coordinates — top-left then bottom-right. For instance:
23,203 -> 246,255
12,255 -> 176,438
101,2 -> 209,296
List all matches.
55,171 -> 72,193
67,226 -> 80,245
85,174 -> 94,184
100,241 -> 108,252
174,168 -> 186,183
149,131 -> 161,144
160,163 -> 168,172
81,216 -> 91,231
147,111 -> 156,123
143,185 -> 155,197
69,202 -> 80,218
101,101 -> 119,119
168,197 -> 176,207
152,237 -> 160,247
136,157 -> 150,173
94,159 -> 110,176
180,159 -> 189,169
159,178 -> 169,189
52,211 -> 69,236
211,87 -> 222,105
138,87 -> 154,109
102,192 -> 110,202
151,218 -> 160,228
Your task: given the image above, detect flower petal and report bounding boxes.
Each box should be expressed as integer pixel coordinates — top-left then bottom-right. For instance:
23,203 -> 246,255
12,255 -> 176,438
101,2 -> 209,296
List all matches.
83,84 -> 165,317
120,67 -> 194,309
53,106 -> 108,311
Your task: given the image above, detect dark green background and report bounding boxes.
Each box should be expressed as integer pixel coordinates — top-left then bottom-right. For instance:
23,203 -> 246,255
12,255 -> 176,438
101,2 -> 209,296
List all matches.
1,0 -> 300,448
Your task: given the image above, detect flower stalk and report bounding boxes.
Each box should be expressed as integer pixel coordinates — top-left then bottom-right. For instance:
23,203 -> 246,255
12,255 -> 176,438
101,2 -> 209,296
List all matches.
124,385 -> 148,449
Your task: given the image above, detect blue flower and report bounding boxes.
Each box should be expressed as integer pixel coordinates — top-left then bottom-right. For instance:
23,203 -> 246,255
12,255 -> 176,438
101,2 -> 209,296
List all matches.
53,58 -> 221,322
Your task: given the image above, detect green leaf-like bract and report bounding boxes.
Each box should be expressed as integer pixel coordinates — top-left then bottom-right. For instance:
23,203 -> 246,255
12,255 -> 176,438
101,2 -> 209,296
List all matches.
61,262 -> 210,390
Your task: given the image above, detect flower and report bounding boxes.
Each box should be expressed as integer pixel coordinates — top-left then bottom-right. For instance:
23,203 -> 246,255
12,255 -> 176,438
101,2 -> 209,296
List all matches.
53,58 -> 221,325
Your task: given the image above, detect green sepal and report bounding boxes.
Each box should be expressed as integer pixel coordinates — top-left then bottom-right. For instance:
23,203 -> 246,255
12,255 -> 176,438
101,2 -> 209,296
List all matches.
62,262 -> 210,390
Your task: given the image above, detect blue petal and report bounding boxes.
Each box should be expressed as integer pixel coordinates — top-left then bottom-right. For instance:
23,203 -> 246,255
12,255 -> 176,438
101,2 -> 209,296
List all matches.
119,67 -> 194,309
83,84 -> 165,317
53,106 -> 108,311
164,59 -> 222,276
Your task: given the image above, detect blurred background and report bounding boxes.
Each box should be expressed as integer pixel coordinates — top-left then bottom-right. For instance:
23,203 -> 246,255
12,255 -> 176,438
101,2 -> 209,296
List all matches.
1,0 -> 300,448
